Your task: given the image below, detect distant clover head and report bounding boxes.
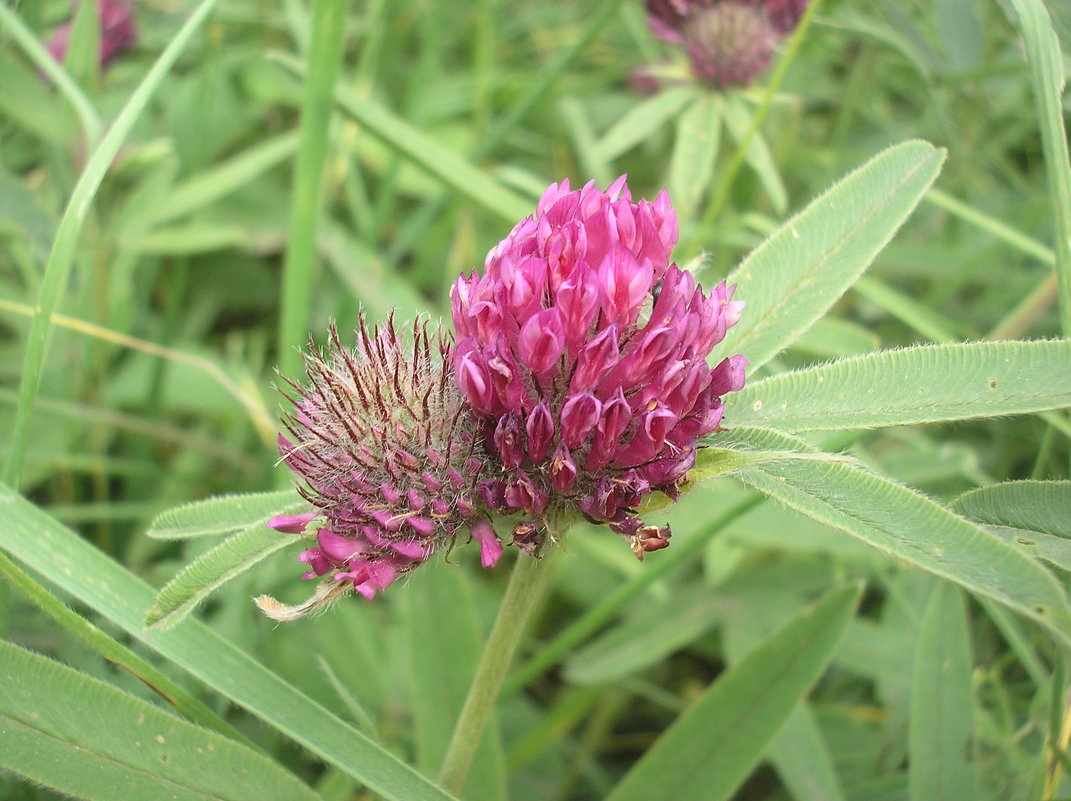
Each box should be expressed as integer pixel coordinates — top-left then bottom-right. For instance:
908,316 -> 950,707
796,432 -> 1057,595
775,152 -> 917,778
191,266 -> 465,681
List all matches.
260,317 -> 503,617
451,177 -> 746,558
646,0 -> 807,88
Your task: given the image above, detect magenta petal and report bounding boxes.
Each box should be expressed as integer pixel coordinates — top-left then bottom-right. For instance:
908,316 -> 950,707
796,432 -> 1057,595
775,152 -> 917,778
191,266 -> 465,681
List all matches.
518,308 -> 566,376
525,401 -> 555,464
316,528 -> 362,562
471,519 -> 504,568
267,512 -> 315,533
456,347 -> 495,414
560,392 -> 602,449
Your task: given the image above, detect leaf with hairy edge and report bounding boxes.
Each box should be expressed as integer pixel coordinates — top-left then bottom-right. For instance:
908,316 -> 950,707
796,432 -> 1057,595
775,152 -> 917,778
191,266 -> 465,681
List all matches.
641,439 -> 833,514
719,140 -> 945,372
909,582 -> 977,801
0,484 -> 459,801
146,523 -> 301,630
0,640 -> 322,801
727,340 -> 1071,432
605,584 -> 860,801
737,458 -> 1071,646
953,480 -> 1071,538
147,490 -> 303,539
954,481 -> 1071,573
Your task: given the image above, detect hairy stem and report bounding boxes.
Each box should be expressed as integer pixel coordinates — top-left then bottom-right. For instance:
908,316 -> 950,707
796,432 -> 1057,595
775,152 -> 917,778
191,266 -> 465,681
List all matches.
437,549 -> 556,794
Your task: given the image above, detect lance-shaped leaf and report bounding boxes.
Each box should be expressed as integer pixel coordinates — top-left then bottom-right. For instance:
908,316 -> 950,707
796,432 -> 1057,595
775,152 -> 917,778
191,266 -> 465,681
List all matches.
0,483 -> 459,801
0,640 -> 321,801
146,523 -> 301,630
147,490 -> 302,539
720,140 -> 944,372
736,458 -> 1071,646
953,481 -> 1071,573
596,85 -> 698,163
909,582 -> 977,801
727,340 -> 1071,431
605,583 -> 860,801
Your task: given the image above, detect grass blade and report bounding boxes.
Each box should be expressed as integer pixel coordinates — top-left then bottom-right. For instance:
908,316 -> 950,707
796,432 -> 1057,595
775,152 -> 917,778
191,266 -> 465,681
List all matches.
1006,0 -> 1071,335
0,640 -> 321,801
406,563 -> 507,801
0,4 -> 102,147
3,0 -> 222,488
0,483 -> 459,801
271,54 -> 534,225
0,551 -> 251,747
909,582 -> 977,801
604,583 -> 861,801
278,0 -> 350,380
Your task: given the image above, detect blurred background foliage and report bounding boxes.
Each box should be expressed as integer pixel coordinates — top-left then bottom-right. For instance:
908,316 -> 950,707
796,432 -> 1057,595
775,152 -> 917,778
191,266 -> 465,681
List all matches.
1,1 -> 1070,800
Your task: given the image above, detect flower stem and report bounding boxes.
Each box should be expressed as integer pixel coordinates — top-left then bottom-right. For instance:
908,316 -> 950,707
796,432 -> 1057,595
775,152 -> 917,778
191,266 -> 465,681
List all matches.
437,550 -> 555,794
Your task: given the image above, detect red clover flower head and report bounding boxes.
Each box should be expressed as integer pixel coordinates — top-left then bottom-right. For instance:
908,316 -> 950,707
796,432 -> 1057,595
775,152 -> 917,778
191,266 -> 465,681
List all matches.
451,177 -> 746,559
646,0 -> 807,88
263,317 -> 503,615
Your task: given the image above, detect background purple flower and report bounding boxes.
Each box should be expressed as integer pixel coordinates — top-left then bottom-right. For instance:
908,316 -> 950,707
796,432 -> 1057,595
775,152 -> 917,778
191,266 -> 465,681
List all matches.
268,318 -> 503,605
645,0 -> 807,88
452,177 -> 746,558
47,0 -> 136,69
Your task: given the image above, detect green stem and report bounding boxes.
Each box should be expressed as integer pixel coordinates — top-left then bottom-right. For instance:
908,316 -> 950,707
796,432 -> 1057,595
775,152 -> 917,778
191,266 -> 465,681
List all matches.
503,493 -> 762,697
437,551 -> 556,794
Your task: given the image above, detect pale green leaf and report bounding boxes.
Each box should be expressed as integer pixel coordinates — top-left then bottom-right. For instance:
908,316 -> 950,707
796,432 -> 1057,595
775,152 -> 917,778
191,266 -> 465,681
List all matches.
790,316 -> 881,358
0,483 -> 458,801
720,140 -> 945,372
564,584 -> 727,685
909,582 -> 977,801
737,458 -> 1071,646
272,53 -> 534,225
145,132 -> 300,226
668,93 -> 721,218
986,528 -> 1071,574
595,86 -> 698,163
727,340 -> 1071,432
954,481 -> 1071,573
605,583 -> 860,801
953,480 -> 1071,538
145,523 -> 300,630
0,640 -> 321,801
768,705 -> 848,801
723,93 -> 787,214
1007,0 -> 1071,334
147,490 -> 303,539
